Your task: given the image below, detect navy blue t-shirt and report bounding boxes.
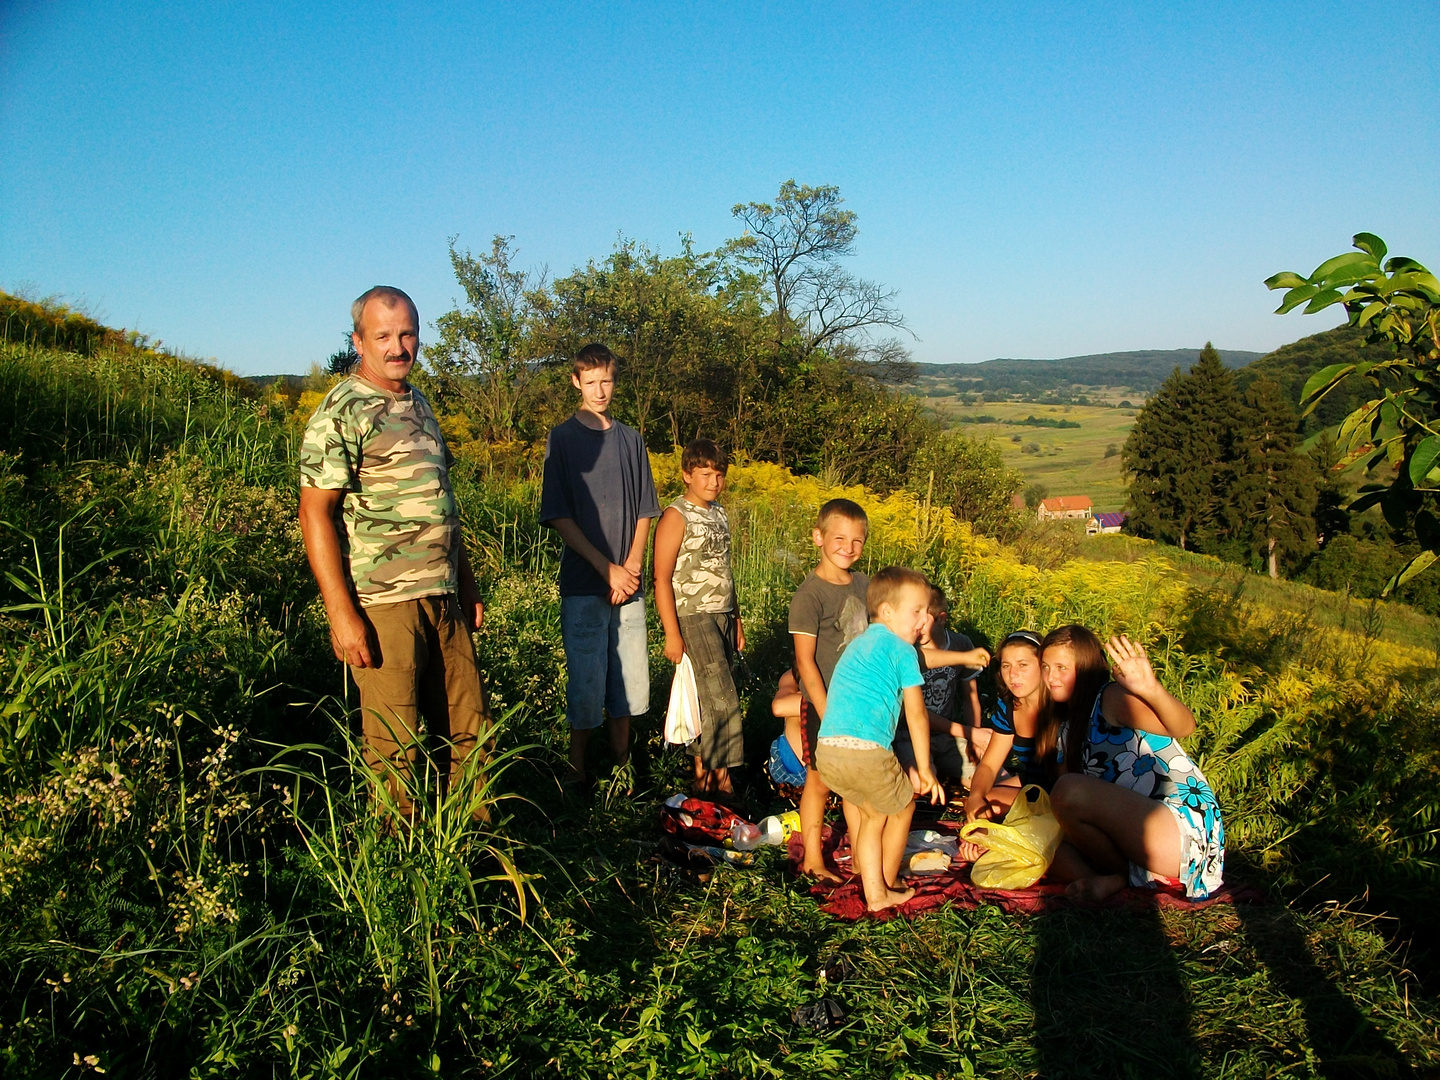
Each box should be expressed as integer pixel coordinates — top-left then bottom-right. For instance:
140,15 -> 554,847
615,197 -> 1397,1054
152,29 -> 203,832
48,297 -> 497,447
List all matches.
539,415 -> 661,598
991,698 -> 1048,789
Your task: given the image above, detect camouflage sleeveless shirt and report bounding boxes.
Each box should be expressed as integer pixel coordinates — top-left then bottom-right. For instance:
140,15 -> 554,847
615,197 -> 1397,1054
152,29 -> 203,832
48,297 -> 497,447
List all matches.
299,376 -> 458,607
669,495 -> 734,616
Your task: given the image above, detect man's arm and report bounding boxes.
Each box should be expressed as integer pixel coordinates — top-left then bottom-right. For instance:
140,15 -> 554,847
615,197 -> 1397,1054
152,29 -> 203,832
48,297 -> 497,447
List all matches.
298,486 -> 372,667
549,517 -> 640,604
456,542 -> 484,631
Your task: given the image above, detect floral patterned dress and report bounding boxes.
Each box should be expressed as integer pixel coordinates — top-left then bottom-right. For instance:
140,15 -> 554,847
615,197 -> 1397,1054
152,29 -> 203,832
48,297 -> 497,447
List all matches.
1073,683 -> 1225,899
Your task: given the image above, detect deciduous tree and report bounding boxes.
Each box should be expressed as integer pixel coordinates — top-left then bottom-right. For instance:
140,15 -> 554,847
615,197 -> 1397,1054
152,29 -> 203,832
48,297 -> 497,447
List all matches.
427,236 -> 544,443
726,180 -> 907,359
1268,233 -> 1440,590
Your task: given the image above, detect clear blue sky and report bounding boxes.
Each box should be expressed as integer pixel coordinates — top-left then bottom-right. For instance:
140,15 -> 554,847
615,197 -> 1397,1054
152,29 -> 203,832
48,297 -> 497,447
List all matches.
2,2 -> 1436,375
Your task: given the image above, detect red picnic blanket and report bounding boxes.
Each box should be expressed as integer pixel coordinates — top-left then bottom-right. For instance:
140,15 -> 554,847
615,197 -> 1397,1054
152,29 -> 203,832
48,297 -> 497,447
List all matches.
788,823 -> 1261,922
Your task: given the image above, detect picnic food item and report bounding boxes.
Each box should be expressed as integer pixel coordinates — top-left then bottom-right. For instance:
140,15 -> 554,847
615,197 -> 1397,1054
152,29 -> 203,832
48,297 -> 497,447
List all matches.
959,785 -> 1062,889
904,849 -> 952,873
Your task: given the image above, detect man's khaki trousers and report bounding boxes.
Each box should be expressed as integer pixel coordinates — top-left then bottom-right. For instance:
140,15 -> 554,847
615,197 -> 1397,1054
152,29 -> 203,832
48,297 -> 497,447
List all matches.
350,594 -> 489,819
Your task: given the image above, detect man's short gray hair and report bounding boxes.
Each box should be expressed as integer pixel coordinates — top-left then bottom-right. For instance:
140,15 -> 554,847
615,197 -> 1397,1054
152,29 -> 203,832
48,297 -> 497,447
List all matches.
351,286 -> 418,333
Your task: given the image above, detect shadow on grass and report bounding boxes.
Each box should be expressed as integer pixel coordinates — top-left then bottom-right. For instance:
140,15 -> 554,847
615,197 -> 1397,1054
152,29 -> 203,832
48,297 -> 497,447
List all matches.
1030,906 -> 1200,1079
1234,901 -> 1416,1079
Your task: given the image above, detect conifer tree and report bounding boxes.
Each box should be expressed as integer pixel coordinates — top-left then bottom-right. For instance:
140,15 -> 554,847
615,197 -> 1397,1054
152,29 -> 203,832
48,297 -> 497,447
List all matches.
1122,343 -> 1241,551
1233,377 -> 1316,578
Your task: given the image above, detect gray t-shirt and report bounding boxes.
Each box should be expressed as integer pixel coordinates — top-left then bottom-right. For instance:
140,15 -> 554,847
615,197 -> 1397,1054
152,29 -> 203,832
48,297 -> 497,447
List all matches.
539,415 -> 661,598
788,570 -> 870,702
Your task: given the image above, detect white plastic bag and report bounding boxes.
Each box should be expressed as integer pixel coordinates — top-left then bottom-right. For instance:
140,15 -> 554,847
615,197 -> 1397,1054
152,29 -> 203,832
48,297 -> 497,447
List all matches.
663,654 -> 702,745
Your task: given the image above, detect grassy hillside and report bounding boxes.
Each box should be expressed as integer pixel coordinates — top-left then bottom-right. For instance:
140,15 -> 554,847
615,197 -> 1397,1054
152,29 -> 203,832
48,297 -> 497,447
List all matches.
1,335 -> 1439,1076
921,400 -> 1137,511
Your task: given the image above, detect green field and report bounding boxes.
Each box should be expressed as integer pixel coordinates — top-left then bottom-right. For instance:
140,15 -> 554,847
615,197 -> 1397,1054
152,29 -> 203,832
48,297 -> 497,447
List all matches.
924,399 -> 1139,512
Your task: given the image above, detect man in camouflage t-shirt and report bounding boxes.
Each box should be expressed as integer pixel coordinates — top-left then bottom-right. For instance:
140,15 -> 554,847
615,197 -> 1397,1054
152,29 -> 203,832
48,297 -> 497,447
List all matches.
298,286 -> 489,820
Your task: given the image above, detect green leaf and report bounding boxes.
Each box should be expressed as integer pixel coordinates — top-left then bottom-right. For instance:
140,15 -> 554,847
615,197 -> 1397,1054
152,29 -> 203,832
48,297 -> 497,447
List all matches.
1352,233 -> 1388,262
1275,284 -> 1319,314
1264,271 -> 1308,291
1323,263 -> 1378,289
1300,363 -> 1355,404
1311,250 -> 1375,281
1303,288 -> 1345,314
1410,435 -> 1440,487
1357,300 -> 1388,327
1383,549 -> 1437,595
1347,488 -> 1386,513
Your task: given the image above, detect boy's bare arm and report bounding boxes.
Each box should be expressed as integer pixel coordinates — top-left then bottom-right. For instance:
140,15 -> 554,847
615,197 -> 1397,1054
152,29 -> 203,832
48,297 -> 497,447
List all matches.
959,677 -> 981,729
549,517 -> 638,603
652,508 -> 685,663
625,517 -> 652,574
792,633 -> 827,717
903,685 -> 944,804
919,645 -> 992,671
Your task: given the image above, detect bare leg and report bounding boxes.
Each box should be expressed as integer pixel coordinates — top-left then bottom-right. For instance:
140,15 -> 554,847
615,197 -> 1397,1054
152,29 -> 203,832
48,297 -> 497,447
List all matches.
568,727 -> 592,781
692,754 -> 708,795
712,766 -> 733,796
881,799 -> 917,888
850,801 -> 914,912
1050,774 -> 1181,900
608,716 -> 631,766
800,772 -> 841,882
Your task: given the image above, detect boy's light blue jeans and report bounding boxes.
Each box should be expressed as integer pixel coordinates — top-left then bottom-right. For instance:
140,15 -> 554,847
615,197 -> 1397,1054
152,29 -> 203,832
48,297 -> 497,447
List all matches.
560,593 -> 650,730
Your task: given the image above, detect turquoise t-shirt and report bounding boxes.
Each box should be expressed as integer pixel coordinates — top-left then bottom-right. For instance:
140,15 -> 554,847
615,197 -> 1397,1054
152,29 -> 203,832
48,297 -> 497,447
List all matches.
818,622 -> 925,746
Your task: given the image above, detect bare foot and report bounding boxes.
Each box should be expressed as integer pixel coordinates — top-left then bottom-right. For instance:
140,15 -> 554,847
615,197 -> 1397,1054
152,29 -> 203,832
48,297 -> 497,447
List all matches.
1066,874 -> 1126,903
801,859 -> 843,885
867,885 -> 916,912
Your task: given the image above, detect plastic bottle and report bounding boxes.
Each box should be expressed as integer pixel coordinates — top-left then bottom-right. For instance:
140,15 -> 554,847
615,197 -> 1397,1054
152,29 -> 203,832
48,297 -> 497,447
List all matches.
757,811 -> 801,845
756,816 -> 786,846
729,820 -> 764,851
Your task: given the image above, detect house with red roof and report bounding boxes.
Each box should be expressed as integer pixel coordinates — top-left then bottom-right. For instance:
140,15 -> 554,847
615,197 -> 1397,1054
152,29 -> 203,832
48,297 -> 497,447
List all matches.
1036,495 -> 1092,522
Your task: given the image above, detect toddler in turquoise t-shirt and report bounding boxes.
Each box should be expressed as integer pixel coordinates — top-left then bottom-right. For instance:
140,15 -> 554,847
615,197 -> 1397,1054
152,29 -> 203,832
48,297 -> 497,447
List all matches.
814,566 -> 946,913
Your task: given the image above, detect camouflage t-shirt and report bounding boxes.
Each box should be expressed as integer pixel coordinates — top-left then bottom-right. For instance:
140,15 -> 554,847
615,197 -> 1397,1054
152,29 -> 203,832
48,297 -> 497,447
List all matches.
299,376 -> 458,607
669,495 -> 734,616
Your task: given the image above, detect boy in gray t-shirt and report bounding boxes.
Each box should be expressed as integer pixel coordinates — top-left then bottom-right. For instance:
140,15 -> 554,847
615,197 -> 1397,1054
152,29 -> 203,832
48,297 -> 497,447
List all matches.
787,498 -> 870,881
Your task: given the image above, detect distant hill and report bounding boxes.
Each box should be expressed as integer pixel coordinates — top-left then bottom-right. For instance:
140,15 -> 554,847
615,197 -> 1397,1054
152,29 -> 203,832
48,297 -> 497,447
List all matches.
1234,325 -> 1395,435
911,348 -> 1263,399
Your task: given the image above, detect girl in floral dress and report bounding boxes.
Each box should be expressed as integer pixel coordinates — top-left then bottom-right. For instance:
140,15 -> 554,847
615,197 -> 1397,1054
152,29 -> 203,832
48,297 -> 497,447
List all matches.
1038,624 -> 1224,902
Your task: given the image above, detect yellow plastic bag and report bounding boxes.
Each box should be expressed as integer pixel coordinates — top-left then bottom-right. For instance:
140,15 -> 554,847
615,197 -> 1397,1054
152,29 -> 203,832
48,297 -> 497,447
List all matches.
959,785 -> 1063,889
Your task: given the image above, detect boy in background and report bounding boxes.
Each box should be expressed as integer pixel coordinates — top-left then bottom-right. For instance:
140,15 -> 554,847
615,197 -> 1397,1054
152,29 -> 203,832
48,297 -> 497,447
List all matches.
540,343 -> 660,789
814,566 -> 946,912
652,438 -> 745,798
895,585 -> 991,787
789,498 -> 870,881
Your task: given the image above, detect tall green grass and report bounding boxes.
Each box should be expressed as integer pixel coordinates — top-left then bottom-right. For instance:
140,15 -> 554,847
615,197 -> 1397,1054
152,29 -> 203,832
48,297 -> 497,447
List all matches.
0,340 -> 1437,1076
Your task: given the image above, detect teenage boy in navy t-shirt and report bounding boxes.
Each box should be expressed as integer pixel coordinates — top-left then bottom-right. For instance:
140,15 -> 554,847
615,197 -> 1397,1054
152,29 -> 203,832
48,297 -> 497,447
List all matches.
540,343 -> 660,788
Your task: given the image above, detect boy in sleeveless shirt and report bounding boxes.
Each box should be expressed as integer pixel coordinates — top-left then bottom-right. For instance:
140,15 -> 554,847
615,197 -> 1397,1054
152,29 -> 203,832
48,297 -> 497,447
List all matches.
652,439 -> 745,798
